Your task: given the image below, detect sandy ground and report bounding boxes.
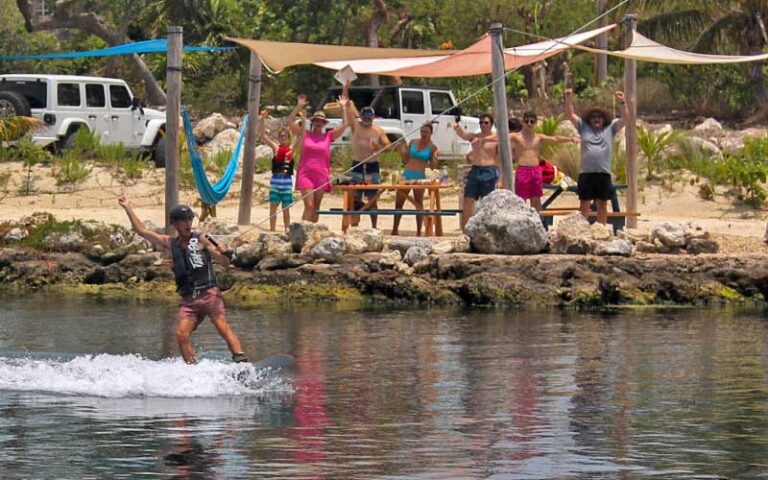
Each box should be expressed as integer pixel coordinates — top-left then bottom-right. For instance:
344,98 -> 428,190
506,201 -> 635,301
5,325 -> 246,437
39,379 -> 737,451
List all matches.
1,161 -> 766,254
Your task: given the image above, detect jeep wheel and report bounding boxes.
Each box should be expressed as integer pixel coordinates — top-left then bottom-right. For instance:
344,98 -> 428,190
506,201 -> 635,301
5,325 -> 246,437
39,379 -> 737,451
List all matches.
153,135 -> 167,168
0,91 -> 31,118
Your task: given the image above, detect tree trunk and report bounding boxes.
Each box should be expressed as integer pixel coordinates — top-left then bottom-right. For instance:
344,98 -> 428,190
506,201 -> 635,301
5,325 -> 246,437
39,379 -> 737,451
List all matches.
366,0 -> 388,86
743,17 -> 768,124
15,0 -> 167,106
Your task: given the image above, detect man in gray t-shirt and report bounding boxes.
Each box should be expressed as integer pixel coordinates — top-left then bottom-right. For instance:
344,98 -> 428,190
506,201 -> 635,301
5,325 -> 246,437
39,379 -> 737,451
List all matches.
564,89 -> 628,225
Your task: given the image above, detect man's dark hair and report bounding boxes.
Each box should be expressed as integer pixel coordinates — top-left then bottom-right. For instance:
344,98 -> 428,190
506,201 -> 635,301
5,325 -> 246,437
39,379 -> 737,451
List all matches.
523,110 -> 537,121
479,113 -> 495,125
508,117 -> 523,133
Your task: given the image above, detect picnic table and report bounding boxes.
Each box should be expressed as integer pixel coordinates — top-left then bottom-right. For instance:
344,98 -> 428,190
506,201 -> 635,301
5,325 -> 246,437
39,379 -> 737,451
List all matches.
539,183 -> 637,230
317,182 -> 457,236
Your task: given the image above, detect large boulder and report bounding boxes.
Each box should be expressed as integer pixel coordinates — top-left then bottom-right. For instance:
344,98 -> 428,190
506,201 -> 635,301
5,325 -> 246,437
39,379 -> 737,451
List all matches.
254,144 -> 274,162
289,222 -> 333,253
205,128 -> 240,157
466,190 -> 548,255
193,113 -> 236,143
685,136 -> 722,158
232,233 -> 291,268
693,117 -> 723,132
549,212 -> 593,254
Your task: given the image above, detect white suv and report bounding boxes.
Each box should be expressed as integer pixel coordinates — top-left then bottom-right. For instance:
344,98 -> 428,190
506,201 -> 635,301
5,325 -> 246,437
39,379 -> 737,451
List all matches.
0,74 -> 168,166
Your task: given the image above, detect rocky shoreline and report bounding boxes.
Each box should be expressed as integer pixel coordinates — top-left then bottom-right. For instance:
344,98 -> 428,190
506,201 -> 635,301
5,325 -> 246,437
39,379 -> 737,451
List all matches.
1,246 -> 767,308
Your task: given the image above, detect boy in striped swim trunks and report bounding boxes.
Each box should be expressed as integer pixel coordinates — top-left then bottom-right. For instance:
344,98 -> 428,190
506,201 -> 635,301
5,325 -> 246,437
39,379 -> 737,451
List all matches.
260,111 -> 295,232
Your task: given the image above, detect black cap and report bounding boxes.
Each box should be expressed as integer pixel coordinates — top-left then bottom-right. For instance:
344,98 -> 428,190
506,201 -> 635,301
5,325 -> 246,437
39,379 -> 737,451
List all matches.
169,204 -> 195,221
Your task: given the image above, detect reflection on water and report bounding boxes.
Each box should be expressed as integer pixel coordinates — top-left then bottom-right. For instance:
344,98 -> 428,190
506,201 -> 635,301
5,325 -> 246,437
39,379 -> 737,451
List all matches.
1,293 -> 768,479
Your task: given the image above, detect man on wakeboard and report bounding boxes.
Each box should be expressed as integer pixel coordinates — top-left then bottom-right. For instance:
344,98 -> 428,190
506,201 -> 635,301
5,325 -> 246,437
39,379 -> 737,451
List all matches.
118,195 -> 248,365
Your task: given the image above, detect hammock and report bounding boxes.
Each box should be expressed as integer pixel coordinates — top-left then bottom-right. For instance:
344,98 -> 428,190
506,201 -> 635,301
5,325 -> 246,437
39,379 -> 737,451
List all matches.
181,110 -> 248,205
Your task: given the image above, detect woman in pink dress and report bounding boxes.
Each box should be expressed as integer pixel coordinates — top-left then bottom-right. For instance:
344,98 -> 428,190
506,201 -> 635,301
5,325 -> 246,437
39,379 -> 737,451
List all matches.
287,94 -> 349,222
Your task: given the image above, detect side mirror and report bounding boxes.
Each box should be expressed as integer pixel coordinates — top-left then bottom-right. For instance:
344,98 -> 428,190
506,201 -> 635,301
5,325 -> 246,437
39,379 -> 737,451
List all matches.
131,97 -> 145,115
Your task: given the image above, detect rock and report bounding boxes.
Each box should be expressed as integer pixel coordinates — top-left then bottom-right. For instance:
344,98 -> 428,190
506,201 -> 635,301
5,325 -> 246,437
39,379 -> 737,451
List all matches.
685,136 -> 722,158
143,219 -> 164,234
254,144 -> 274,161
205,128 -> 241,158
651,222 -> 686,248
4,227 -> 28,241
345,237 -> 369,255
109,231 -> 129,247
88,244 -> 106,260
549,212 -> 593,254
635,241 -> 657,253
686,238 -> 719,255
193,113 -> 236,143
19,212 -> 54,228
257,255 -> 310,271
404,246 -> 428,266
465,190 -> 548,255
233,242 -> 265,269
589,222 -> 613,241
682,221 -> 710,243
347,227 -> 384,253
200,219 -> 239,236
262,234 -> 292,257
44,229 -> 85,252
310,237 -> 346,263
693,117 -> 723,132
653,238 -> 672,254
387,237 -> 437,256
378,250 -> 402,269
289,221 -> 332,253
431,235 -> 471,255
99,249 -> 129,266
617,228 -> 648,244
594,239 -> 633,257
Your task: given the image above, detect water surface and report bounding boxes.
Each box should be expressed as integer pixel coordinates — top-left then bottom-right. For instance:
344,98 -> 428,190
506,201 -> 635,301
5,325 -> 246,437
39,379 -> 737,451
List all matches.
1,294 -> 767,479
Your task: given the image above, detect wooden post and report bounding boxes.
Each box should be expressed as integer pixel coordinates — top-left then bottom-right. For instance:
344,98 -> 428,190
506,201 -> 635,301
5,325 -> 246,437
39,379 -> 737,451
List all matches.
165,26 -> 183,233
623,15 -> 639,228
596,0 -> 609,84
238,52 -> 262,225
489,23 -> 514,192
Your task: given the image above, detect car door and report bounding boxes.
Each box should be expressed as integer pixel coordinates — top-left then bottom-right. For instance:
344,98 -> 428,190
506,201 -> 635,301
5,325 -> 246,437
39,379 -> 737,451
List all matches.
398,89 -> 429,141
427,90 -> 461,156
107,83 -> 144,147
55,81 -> 91,136
84,83 -> 111,143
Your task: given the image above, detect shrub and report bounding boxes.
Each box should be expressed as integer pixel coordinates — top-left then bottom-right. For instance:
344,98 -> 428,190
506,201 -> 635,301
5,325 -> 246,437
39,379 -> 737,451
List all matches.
55,150 -> 92,187
66,128 -> 100,158
549,144 -> 580,180
638,126 -> 680,178
117,153 -> 146,182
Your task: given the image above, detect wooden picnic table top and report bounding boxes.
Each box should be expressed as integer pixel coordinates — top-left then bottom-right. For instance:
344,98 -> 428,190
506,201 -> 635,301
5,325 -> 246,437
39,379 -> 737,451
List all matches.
334,182 -> 454,191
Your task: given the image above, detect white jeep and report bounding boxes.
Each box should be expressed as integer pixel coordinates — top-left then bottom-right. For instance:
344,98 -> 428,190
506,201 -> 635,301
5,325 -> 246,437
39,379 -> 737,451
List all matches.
319,85 -> 480,159
0,74 -> 168,166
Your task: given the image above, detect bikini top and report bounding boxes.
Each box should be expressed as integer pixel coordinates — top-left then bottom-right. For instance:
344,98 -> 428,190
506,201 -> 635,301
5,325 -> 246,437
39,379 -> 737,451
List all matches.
409,141 -> 433,162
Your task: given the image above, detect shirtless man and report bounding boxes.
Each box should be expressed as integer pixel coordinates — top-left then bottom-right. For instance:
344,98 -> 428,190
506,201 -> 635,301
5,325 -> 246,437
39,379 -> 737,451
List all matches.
509,111 -> 579,210
347,105 -> 391,228
452,113 -> 499,232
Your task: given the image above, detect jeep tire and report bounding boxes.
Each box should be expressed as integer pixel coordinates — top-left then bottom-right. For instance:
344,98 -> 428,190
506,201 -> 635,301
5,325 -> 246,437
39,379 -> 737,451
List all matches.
153,135 -> 167,168
0,91 -> 31,117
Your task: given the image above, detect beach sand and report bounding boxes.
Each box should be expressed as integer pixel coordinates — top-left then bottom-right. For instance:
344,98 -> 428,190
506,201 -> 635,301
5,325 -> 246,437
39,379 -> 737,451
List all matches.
1,161 -> 766,254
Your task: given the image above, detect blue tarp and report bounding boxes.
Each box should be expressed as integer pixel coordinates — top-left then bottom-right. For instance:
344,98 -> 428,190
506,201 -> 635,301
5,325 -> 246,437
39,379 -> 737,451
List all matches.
182,110 -> 247,205
0,39 -> 235,61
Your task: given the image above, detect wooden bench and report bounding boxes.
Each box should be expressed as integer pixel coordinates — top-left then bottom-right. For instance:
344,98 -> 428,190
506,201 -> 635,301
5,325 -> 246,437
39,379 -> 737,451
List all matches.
316,208 -> 461,216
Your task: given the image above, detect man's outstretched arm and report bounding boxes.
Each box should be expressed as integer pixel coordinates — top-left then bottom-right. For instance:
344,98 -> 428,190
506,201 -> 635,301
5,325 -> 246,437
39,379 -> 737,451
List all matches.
118,195 -> 169,251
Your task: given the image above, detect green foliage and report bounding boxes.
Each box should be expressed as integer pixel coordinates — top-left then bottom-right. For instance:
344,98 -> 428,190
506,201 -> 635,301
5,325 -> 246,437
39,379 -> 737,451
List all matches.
55,151 -> 92,187
638,126 -> 681,177
0,117 -> 43,142
535,114 -> 563,136
549,144 -> 580,179
66,128 -> 101,159
722,136 -> 768,207
0,137 -> 52,165
117,154 -> 146,182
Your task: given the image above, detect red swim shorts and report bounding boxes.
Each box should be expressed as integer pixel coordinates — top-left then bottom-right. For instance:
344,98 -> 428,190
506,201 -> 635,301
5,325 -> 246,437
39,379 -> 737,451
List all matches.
177,287 -> 226,329
515,165 -> 543,199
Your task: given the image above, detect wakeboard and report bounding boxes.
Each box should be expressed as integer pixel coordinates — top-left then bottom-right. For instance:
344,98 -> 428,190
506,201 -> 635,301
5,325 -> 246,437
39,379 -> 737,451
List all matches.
251,353 -> 295,372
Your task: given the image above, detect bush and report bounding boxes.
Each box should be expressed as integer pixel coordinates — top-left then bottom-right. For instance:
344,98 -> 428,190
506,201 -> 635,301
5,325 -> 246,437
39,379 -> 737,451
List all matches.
549,144 -> 580,180
66,128 -> 100,158
638,126 -> 680,178
0,136 -> 52,164
55,150 -> 92,187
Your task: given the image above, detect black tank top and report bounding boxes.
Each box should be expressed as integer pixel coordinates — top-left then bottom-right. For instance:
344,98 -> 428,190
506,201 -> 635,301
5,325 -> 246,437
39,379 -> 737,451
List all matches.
170,232 -> 217,297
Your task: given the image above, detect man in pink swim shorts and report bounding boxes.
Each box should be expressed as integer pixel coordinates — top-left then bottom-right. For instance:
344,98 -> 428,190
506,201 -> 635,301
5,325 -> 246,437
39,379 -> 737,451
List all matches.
509,111 -> 579,211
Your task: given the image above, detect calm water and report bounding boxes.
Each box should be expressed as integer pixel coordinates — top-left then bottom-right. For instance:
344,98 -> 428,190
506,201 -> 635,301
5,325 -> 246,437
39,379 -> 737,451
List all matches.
1,294 -> 768,479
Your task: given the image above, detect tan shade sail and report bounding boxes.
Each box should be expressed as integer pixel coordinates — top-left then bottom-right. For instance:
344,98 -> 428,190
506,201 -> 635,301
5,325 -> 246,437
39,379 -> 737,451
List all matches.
225,37 -> 452,73
579,31 -> 768,64
315,24 -> 616,77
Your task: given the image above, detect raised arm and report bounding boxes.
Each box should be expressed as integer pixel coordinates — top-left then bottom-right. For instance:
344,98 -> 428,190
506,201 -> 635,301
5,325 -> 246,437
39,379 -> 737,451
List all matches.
332,94 -> 350,141
613,91 -> 628,131
258,110 -> 279,152
118,195 -> 169,251
199,233 -> 230,267
286,94 -> 308,137
342,80 -> 359,118
564,88 -> 580,127
452,122 -> 476,141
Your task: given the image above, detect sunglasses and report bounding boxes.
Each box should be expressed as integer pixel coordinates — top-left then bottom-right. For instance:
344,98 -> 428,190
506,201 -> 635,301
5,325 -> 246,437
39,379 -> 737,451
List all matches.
480,120 -> 492,125
590,115 -> 604,121
524,118 -> 536,124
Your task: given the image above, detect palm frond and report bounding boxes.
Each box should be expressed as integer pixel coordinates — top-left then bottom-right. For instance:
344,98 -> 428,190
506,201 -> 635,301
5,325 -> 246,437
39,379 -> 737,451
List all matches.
0,116 -> 44,142
638,10 -> 711,45
694,12 -> 751,53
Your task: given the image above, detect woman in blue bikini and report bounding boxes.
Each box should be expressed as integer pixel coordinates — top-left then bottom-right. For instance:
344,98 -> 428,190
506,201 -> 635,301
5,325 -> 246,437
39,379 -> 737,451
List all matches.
392,123 -> 439,236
